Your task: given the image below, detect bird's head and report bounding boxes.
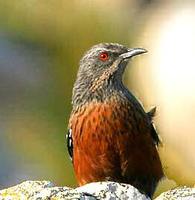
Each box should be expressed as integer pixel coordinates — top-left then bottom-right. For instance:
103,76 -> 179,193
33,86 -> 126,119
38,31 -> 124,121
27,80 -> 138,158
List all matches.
72,43 -> 147,106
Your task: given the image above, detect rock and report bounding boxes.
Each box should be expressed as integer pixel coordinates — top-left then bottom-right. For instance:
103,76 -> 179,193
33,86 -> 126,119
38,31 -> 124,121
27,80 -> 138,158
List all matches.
1,180 -> 195,200
0,181 -> 149,200
75,182 -> 150,200
154,186 -> 195,200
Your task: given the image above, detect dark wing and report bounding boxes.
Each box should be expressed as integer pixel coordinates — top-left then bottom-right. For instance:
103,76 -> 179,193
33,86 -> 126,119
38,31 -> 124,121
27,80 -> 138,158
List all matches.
147,107 -> 161,145
66,129 -> 73,161
125,92 -> 161,145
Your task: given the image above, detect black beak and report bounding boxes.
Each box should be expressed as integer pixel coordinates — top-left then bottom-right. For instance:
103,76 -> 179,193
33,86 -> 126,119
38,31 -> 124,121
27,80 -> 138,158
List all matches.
119,48 -> 147,60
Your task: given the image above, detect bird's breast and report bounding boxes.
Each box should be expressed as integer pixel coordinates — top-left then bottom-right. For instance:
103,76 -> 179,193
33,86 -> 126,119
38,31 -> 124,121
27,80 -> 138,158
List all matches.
69,99 -> 132,141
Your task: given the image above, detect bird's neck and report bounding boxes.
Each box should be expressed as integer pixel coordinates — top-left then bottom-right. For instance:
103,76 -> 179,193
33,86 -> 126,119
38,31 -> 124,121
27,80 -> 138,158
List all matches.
72,77 -> 127,111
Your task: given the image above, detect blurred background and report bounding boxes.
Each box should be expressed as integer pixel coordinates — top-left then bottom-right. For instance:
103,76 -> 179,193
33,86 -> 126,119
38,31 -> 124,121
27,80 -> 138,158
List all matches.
0,0 -> 195,197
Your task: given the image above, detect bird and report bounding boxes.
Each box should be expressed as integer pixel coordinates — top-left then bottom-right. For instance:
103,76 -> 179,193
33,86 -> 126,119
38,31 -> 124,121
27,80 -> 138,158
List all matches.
67,43 -> 163,198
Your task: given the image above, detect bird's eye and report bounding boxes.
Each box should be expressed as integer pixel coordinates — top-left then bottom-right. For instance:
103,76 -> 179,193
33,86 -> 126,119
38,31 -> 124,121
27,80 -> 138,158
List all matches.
99,52 -> 109,61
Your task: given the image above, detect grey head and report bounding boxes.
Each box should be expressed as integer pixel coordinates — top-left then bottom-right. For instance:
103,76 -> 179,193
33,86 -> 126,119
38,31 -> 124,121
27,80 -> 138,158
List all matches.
72,43 -> 146,108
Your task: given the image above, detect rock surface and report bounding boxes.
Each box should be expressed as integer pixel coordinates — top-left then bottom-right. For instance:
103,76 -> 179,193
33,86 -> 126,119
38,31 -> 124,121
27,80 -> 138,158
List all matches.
155,186 -> 195,200
0,181 -> 195,200
0,181 -> 149,200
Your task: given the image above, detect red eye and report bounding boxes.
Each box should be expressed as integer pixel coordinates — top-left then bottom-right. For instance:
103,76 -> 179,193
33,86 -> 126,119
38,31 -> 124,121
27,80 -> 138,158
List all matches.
99,52 -> 109,61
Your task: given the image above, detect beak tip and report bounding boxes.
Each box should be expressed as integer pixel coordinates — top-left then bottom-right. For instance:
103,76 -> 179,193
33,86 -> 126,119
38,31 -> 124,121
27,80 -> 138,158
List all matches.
143,48 -> 148,53
142,48 -> 148,54
129,48 -> 148,54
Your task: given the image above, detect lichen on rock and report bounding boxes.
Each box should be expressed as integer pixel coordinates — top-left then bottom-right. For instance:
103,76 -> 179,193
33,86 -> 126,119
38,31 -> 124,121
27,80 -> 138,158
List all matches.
155,186 -> 195,200
0,181 -> 149,200
0,181 -> 195,200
